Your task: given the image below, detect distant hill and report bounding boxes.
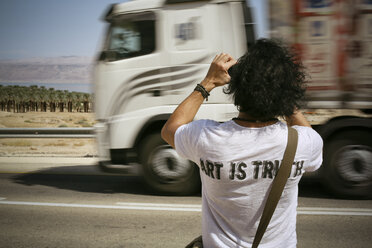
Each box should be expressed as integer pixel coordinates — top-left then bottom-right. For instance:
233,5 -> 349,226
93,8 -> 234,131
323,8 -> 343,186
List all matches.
0,56 -> 94,84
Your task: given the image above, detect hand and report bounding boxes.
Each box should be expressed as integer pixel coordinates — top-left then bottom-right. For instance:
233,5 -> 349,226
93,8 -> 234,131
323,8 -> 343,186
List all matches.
201,53 -> 237,92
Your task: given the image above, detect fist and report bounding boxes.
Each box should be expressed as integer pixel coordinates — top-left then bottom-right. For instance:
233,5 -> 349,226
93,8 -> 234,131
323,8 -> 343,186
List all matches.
202,53 -> 237,91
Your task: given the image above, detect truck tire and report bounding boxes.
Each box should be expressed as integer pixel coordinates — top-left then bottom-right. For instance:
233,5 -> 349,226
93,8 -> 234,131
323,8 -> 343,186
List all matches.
140,133 -> 201,195
323,130 -> 372,198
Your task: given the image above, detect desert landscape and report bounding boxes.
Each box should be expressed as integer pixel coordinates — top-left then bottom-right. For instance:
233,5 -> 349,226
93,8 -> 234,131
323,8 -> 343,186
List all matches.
0,111 -> 97,157
1,108 -> 370,157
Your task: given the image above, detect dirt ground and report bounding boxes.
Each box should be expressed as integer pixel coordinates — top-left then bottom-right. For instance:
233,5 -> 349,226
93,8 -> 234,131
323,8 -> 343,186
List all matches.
0,111 -> 95,128
0,111 -> 97,157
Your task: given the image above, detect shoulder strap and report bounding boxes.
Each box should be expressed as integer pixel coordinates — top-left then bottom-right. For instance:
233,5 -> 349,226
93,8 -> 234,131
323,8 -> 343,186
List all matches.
252,126 -> 298,248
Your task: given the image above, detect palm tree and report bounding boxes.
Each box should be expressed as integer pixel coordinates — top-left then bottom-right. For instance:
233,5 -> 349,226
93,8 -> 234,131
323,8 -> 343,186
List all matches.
11,85 -> 20,113
39,86 -> 48,112
0,85 -> 5,111
73,92 -> 82,112
48,88 -> 56,112
29,85 -> 39,111
57,90 -> 66,112
18,86 -> 27,113
83,93 -> 91,112
67,92 -> 74,112
5,87 -> 13,112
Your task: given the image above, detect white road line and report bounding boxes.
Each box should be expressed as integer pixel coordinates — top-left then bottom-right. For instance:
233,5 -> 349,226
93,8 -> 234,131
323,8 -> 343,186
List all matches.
116,202 -> 201,208
297,207 -> 372,216
0,199 -> 371,216
0,200 -> 201,212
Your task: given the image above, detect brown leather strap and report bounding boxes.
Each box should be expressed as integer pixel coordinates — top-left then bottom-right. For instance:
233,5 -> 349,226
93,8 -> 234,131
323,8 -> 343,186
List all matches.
252,126 -> 298,248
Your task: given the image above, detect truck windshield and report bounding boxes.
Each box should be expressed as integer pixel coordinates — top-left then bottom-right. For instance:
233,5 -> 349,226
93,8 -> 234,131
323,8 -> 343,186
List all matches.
100,12 -> 156,62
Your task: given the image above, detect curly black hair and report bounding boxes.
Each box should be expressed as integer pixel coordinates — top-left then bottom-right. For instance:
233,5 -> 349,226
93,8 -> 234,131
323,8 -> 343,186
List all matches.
225,38 -> 307,120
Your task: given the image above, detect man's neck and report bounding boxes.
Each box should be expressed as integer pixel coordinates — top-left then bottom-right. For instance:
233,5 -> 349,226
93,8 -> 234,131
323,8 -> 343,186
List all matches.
233,113 -> 279,128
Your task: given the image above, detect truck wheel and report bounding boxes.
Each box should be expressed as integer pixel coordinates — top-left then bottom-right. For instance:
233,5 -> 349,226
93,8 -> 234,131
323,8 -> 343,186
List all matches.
140,133 -> 201,195
323,130 -> 372,198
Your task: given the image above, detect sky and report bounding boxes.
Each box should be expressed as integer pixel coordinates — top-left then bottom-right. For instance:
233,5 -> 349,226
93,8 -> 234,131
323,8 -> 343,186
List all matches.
0,0 -> 267,60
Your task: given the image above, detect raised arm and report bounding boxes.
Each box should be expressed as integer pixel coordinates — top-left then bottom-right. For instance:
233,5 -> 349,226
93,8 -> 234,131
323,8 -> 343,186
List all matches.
161,53 -> 237,148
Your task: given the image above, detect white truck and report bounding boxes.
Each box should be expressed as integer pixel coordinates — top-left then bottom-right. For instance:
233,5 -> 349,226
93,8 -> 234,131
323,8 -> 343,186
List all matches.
93,0 -> 372,198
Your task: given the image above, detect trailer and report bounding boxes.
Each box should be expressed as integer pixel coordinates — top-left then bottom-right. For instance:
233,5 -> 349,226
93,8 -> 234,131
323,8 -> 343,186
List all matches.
269,0 -> 372,198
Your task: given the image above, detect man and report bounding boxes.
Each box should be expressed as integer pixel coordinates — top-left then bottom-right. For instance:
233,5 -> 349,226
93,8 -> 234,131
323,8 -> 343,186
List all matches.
161,39 -> 323,248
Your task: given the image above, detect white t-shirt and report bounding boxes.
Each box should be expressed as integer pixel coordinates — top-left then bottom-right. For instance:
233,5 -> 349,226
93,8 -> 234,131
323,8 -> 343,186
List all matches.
175,120 -> 323,248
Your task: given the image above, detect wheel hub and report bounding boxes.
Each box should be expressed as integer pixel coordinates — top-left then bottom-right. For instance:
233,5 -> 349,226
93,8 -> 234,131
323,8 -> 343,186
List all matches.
335,145 -> 372,184
150,145 -> 191,180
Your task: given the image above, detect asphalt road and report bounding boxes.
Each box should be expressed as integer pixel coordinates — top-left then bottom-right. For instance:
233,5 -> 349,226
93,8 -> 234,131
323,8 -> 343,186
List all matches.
0,157 -> 371,248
